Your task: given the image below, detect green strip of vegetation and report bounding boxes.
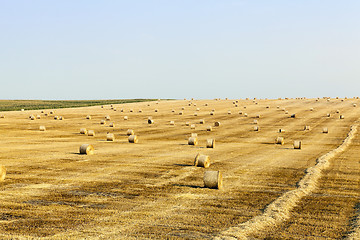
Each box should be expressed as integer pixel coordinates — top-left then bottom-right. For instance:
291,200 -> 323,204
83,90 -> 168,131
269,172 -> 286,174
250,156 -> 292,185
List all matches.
0,99 -> 158,111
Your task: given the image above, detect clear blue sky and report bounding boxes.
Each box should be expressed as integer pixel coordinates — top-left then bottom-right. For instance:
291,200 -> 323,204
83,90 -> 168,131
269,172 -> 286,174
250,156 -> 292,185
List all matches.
1,1 -> 359,100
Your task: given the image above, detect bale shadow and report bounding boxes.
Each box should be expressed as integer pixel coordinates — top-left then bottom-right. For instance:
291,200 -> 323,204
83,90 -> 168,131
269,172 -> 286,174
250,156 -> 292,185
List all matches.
172,184 -> 203,189
174,164 -> 193,167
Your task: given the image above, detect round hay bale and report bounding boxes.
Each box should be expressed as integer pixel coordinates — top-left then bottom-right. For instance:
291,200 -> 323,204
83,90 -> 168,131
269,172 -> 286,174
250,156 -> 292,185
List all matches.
228,110 -> 232,115
44,113 -> 48,116
196,108 -> 200,111
124,116 -> 128,120
107,133 -> 115,141
304,125 -> 311,131
41,110 -> 44,113
277,106 -> 280,109
120,109 -> 124,112
294,140 -> 302,149
323,127 -> 328,133
254,126 -> 259,131
285,111 -> 289,114
36,115 -> 41,119
290,114 -> 296,118
0,165 -> 6,181
179,111 -> 183,115
204,171 -> 222,189
239,111 -> 243,115
199,119 -> 205,124
100,120 -> 105,125
214,121 -> 221,127
279,129 -> 285,133
326,113 -> 331,117
101,105 -> 104,108
190,124 -> 196,129
80,128 -> 87,134
105,115 -> 111,121
155,109 -> 158,112
266,106 -> 270,109
336,110 -> 340,113
205,103 -> 208,106
21,109 -> 25,111
59,116 -> 64,120
253,120 -> 258,124
138,109 -> 142,113
79,144 -> 94,155
191,133 -> 198,138
54,116 -> 58,120
128,135 -> 138,143
340,115 -> 345,119
310,108 -> 314,111
50,111 -> 54,114
86,115 -> 91,119
127,129 -> 135,135
87,130 -> 95,136
148,119 -> 154,124
181,107 -> 185,110
207,126 -> 212,131
194,113 -> 198,116
109,122 -> 115,127
256,115 -> 260,118
244,113 -> 248,117
193,103 -> 197,106
188,137 -> 198,145
0,115 -> 5,118
170,121 -> 175,125
171,109 -> 175,113
235,104 -> 238,107
30,115 -> 35,120
185,122 -> 190,126
206,139 -> 215,148
194,153 -> 210,168
39,126 -> 46,131
210,111 -> 214,115
130,109 -> 133,112
275,137 -> 284,145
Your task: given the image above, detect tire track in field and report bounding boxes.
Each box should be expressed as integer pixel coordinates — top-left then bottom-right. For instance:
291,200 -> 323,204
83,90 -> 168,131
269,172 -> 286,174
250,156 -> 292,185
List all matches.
214,123 -> 358,240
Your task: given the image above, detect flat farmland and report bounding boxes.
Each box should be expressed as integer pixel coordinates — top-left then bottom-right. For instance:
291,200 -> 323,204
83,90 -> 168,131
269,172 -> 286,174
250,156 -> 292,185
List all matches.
0,98 -> 359,239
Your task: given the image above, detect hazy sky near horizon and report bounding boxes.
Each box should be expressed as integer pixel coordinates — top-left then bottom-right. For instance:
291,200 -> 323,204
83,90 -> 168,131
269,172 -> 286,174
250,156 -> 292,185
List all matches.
1,1 -> 359,100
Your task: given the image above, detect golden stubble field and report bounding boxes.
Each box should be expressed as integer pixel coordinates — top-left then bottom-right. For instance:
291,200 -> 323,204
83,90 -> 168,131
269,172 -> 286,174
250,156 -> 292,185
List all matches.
0,98 -> 359,239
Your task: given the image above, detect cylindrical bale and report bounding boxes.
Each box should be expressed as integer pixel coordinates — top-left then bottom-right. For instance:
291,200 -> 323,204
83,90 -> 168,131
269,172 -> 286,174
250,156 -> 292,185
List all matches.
0,165 -> 6,181
310,108 -> 314,111
80,128 -> 87,134
354,104 -> 357,107
185,122 -> 190,126
59,116 -> 64,120
39,126 -> 46,131
87,130 -> 95,136
138,109 -> 142,113
105,115 -> 111,121
256,115 -> 260,118
253,120 -> 258,124
210,112 -> 214,115
123,116 -> 128,120
254,126 -> 259,131
228,110 -> 231,115
181,107 -> 185,110
279,129 -> 285,133
194,113 -> 198,116
206,139 -> 215,148
107,133 -> 115,141
207,126 -> 212,131
304,125 -> 311,131
179,111 -> 183,115
285,111 -> 289,114
100,120 -> 105,125
130,109 -> 133,112
86,115 -> 91,119
290,114 -> 296,118
235,104 -> 238,107
204,171 -> 223,189
36,115 -> 41,119
188,137 -> 198,145
155,109 -> 158,112
239,111 -> 243,115
194,153 -> 210,168
323,127 -> 328,133
340,115 -> 345,119
170,121 -> 175,125
190,124 -> 196,129
127,129 -> 135,136
128,135 -> 138,143
0,115 -> 5,118
109,122 -> 115,127
275,137 -> 284,145
214,121 -> 221,127
191,133 -> 198,138
294,140 -> 302,149
196,108 -> 200,111
49,111 -> 54,114
326,113 -> 331,117
171,109 -> 175,113
148,119 -> 154,124
199,119 -> 205,124
79,144 -> 94,155
336,110 -> 340,113
244,113 -> 248,117
30,115 -> 35,120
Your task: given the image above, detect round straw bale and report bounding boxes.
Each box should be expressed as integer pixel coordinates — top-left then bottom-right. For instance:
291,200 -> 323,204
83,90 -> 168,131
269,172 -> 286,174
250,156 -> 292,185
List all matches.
193,103 -> 197,106
185,122 -> 190,126
0,115 -> 5,118
100,120 -> 105,125
194,113 -> 198,116
148,119 -> 154,124
54,116 -> 58,120
228,110 -> 232,115
105,115 -> 111,121
340,115 -> 345,119
59,116 -> 64,120
275,137 -> 284,145
310,108 -> 314,111
254,126 -> 259,131
109,122 -> 115,127
206,139 -> 215,148
253,120 -> 258,124
110,104 -> 113,107
50,111 -> 54,114
285,111 -> 289,114
36,115 -> 41,119
124,116 -> 128,120
130,109 -> 133,112
0,165 -> 6,181
323,127 -> 328,133
191,133 -> 198,137
127,129 -> 135,135
294,140 -> 302,149
188,137 -> 198,145
101,105 -> 104,108
290,114 -> 296,118
326,113 -> 331,117
107,133 -> 115,141
235,104 -> 238,107
44,113 -> 48,116
79,144 -> 94,155
239,111 -> 243,115
181,107 -> 185,110
304,125 -> 311,131
21,109 -> 25,111
41,110 -> 44,113
199,119 -> 205,124
204,171 -> 222,189
120,109 -> 124,112
86,115 -> 91,119
266,106 -> 270,109
87,130 -> 95,136
205,103 -> 208,106
279,129 -> 285,133
128,135 -> 138,143
210,112 -> 214,115
80,128 -> 87,134
244,113 -> 248,117
214,121 -> 221,127
194,153 -> 210,168
171,109 -> 175,113
30,115 -> 35,120
196,108 -> 200,111
39,126 -> 46,131
256,115 -> 260,118
190,124 -> 196,129
155,109 -> 158,112
207,126 -> 212,131
179,111 -> 183,115
138,109 -> 142,113
170,121 -> 175,125
336,110 -> 340,113
113,108 -> 117,111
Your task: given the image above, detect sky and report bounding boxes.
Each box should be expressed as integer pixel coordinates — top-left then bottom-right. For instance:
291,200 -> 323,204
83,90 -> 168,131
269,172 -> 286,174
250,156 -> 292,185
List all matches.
0,1 -> 359,100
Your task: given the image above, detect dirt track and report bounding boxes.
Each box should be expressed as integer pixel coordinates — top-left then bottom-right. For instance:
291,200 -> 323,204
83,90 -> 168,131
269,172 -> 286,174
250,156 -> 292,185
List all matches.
0,98 -> 359,239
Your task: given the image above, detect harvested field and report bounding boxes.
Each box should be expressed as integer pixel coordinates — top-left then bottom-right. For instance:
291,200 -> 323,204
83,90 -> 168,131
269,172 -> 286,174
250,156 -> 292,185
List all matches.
0,98 -> 359,239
